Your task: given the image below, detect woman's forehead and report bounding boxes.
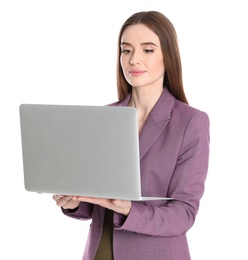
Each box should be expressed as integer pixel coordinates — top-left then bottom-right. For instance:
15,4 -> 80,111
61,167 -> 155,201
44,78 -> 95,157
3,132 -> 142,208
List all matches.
121,24 -> 159,44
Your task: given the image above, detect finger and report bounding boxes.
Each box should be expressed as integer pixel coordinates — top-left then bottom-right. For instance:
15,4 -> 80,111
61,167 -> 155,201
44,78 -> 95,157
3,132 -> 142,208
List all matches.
73,196 -> 98,203
112,199 -> 120,205
55,196 -> 71,206
52,194 -> 63,200
53,194 -> 68,200
73,196 -> 112,209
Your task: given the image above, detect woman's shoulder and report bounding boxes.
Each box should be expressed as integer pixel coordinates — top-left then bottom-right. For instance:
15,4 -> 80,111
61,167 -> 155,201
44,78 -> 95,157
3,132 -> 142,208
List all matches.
175,99 -> 208,118
172,99 -> 210,130
105,93 -> 132,107
106,100 -> 121,106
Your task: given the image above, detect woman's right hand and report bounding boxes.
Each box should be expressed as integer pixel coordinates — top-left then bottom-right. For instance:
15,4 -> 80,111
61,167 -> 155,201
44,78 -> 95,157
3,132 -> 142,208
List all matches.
52,194 -> 80,209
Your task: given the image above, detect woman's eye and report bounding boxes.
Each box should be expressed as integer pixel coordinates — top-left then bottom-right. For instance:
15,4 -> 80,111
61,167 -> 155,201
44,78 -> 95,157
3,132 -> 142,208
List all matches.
121,49 -> 132,54
144,49 -> 154,53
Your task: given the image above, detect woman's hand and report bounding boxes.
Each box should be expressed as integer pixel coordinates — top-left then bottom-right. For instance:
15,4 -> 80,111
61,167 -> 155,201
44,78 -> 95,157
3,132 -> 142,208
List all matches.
52,194 -> 80,210
72,196 -> 132,216
53,195 -> 131,216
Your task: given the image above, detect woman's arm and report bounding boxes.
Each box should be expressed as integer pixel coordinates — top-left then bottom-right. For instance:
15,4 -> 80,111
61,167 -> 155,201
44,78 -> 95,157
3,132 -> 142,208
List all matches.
114,112 -> 210,236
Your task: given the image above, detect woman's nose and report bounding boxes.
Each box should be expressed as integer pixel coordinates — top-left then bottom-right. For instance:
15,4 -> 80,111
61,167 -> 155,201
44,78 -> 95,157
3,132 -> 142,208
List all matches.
129,51 -> 140,65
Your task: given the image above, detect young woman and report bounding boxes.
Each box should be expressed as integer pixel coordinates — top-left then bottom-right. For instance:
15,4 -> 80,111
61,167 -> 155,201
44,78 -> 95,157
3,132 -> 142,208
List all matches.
53,11 -> 210,260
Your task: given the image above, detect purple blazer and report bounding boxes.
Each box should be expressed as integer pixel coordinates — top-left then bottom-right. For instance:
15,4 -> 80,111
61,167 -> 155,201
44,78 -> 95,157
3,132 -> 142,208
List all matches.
62,88 -> 210,260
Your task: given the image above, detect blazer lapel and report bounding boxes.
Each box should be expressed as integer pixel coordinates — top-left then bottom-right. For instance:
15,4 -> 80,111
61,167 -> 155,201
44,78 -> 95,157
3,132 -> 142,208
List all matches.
139,88 -> 174,160
115,88 -> 175,160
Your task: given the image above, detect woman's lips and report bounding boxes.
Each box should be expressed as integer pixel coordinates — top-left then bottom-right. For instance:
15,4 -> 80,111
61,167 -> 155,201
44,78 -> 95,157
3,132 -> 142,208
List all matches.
129,70 -> 146,76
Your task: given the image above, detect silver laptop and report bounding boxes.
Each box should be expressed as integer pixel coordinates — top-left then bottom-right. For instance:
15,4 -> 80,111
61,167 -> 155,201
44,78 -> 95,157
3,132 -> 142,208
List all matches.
19,104 -> 172,201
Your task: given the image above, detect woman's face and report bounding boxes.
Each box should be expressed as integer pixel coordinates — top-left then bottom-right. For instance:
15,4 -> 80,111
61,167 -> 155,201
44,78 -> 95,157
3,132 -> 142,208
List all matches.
120,24 -> 165,90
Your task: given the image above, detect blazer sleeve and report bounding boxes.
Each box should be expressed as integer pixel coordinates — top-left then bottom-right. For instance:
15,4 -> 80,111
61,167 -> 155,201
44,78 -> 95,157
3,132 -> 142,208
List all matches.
61,202 -> 94,220
114,111 -> 210,237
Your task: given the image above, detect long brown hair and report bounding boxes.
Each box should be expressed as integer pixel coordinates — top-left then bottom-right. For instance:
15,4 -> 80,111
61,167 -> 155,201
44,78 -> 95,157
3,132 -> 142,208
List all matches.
116,11 -> 188,104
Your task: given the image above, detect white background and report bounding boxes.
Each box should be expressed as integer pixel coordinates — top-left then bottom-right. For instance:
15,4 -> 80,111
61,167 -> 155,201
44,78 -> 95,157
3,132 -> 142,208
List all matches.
1,1 -> 247,259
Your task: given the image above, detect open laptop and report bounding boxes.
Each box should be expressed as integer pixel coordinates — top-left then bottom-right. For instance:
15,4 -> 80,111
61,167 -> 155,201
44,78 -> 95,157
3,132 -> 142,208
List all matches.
19,104 -> 172,201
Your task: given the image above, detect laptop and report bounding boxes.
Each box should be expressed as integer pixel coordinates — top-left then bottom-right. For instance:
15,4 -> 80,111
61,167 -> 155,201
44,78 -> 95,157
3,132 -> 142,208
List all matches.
19,104 -> 172,201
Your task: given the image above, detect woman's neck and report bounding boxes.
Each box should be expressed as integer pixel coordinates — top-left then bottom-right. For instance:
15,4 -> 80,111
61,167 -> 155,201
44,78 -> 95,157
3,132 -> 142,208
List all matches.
128,85 -> 163,133
129,86 -> 163,117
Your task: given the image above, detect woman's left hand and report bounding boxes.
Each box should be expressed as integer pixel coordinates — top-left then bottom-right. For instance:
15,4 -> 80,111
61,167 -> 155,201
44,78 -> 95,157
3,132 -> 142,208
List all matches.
71,196 -> 132,216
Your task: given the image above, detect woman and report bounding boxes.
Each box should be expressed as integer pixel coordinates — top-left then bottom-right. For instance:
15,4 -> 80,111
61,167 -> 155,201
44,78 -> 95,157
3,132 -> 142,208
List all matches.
53,11 -> 210,260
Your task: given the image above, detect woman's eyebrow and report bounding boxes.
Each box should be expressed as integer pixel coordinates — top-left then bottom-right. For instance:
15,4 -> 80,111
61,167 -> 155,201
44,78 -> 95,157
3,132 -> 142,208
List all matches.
120,42 -> 132,46
120,42 -> 158,47
140,42 -> 157,47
